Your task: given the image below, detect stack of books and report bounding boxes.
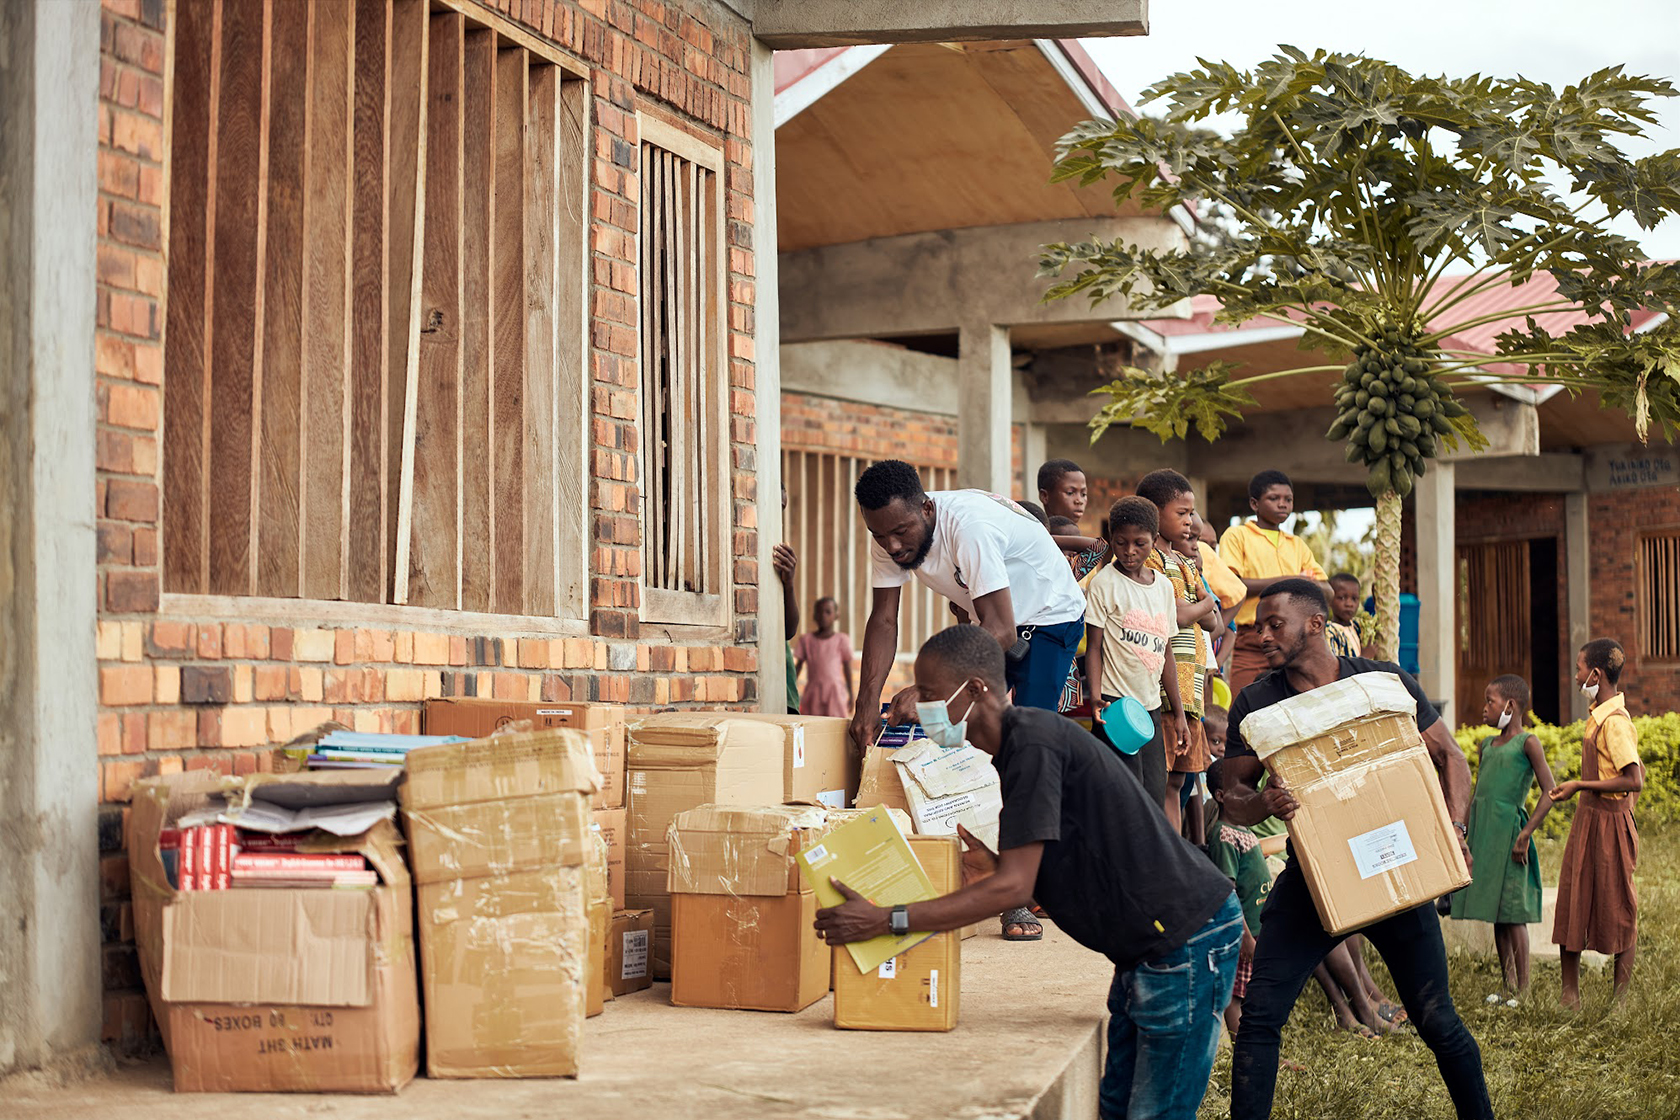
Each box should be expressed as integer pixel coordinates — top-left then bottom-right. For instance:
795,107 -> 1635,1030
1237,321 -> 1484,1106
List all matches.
160,826 -> 376,890
306,731 -> 466,770
875,704 -> 925,749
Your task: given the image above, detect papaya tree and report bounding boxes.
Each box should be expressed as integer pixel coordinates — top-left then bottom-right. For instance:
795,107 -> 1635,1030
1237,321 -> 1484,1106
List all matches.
1040,48 -> 1680,656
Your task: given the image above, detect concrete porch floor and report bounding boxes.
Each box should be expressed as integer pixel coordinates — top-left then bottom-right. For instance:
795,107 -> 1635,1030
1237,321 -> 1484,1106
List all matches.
13,924 -> 1114,1120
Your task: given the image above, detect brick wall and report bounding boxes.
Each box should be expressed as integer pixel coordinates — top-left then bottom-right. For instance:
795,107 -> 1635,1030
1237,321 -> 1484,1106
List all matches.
96,0 -> 762,1050
1590,487 -> 1680,715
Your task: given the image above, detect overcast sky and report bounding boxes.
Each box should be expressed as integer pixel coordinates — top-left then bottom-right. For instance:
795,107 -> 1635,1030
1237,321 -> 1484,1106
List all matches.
1080,0 -> 1680,260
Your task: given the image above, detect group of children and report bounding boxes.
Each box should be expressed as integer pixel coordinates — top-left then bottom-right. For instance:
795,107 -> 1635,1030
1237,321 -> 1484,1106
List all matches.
794,457 -> 1645,1014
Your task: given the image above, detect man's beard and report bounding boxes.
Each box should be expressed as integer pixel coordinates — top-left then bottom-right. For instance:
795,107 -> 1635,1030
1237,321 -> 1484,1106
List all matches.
895,520 -> 936,570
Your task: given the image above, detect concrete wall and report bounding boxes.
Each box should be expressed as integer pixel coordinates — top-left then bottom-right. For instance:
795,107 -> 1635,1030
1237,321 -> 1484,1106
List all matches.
1,0 -> 103,1079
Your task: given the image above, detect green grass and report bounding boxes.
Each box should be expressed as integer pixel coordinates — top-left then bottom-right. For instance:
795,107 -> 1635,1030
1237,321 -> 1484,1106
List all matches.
1198,827 -> 1680,1120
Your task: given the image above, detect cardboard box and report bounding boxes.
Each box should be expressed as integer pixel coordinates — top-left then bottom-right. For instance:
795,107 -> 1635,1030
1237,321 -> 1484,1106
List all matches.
128,771 -> 419,1093
591,806 -> 627,911
890,740 -> 1004,853
1240,672 -> 1472,936
667,805 -> 831,1013
727,713 -> 858,807
855,745 -> 911,812
626,715 -> 785,978
586,820 -> 612,1017
402,729 -> 599,1078
833,835 -> 961,1031
608,909 -> 655,996
424,698 -> 626,809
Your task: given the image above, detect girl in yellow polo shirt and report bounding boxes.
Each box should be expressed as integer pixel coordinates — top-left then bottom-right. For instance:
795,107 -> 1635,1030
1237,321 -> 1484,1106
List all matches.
1550,638 -> 1645,1008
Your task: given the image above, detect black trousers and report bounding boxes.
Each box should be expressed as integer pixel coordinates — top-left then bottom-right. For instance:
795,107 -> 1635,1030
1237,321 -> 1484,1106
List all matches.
1095,697 -> 1167,809
1231,862 -> 1494,1120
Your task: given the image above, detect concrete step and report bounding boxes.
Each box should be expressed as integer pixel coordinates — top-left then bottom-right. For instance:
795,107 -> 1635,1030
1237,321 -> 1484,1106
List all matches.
12,923 -> 1117,1120
1440,886 -> 1610,969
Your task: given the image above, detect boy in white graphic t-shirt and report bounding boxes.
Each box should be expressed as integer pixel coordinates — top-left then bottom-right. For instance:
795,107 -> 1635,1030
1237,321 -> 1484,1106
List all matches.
1085,496 -> 1186,809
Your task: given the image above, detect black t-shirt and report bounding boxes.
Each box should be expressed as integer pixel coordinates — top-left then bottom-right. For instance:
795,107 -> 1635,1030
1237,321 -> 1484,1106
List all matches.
994,705 -> 1234,970
1224,657 -> 1439,761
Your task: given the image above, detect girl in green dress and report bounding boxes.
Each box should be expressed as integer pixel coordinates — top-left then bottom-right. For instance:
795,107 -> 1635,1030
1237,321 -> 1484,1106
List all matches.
1452,674 -> 1559,1002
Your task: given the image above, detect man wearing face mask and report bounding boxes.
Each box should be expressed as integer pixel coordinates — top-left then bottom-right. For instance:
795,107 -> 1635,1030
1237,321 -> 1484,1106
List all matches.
1217,579 -> 1491,1120
817,625 -> 1240,1120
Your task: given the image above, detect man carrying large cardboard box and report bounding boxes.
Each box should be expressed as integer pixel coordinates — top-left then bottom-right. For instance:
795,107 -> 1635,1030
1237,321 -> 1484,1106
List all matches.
816,626 -> 1241,1120
1218,579 -> 1491,1120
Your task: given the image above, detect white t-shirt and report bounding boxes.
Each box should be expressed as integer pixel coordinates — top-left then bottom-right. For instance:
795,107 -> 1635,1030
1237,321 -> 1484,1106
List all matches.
869,490 -> 1087,627
1084,564 -> 1177,709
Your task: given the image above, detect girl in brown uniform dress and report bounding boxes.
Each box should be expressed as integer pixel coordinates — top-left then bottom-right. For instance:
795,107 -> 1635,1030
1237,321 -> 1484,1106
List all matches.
1550,638 -> 1644,1008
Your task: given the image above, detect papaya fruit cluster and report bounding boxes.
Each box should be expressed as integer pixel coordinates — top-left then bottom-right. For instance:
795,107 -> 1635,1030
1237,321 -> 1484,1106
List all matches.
1327,325 -> 1469,498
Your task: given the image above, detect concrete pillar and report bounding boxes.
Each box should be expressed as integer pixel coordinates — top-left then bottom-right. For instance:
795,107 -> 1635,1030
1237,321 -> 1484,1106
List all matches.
1415,463 -> 1457,725
751,39 -> 787,715
1566,491 -> 1591,721
957,322 -> 1012,494
0,0 -> 102,1078
1022,422 -> 1048,503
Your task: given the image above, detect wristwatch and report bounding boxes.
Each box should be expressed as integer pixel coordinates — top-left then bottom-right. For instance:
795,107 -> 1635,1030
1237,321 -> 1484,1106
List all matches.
1451,821 -> 1468,839
888,905 -> 911,936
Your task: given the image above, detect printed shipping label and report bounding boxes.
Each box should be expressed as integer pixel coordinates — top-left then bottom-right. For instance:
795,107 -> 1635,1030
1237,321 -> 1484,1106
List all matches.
620,930 -> 650,979
878,957 -> 896,979
815,789 -> 847,809
928,969 -> 938,1008
1346,820 -> 1419,880
793,726 -> 806,768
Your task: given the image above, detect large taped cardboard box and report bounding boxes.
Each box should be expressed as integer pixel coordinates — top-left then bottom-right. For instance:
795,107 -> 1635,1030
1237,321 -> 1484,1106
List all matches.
833,835 -> 961,1031
855,745 -> 911,812
586,820 -> 612,1017
625,715 -> 784,978
608,909 -> 655,996
128,771 -> 419,1093
402,729 -> 599,1078
591,807 -> 627,911
890,741 -> 1003,853
667,805 -> 831,1012
727,713 -> 858,808
423,698 -> 626,809
1240,672 -> 1472,936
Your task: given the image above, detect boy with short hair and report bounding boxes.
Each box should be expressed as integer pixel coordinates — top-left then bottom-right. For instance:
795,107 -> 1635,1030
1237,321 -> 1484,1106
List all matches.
1135,469 -> 1220,834
1327,573 -> 1367,658
1217,470 -> 1329,691
1085,497 -> 1186,808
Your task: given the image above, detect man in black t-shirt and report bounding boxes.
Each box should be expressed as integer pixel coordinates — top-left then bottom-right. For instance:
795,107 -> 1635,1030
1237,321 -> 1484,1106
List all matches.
1220,579 -> 1492,1120
815,625 -> 1240,1120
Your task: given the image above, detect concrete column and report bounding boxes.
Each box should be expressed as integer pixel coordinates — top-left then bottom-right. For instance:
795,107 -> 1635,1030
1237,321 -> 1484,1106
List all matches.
0,0 -> 102,1077
1566,491 -> 1591,721
957,322 -> 1012,494
1415,463 -> 1457,725
1022,422 -> 1048,503
751,39 -> 787,714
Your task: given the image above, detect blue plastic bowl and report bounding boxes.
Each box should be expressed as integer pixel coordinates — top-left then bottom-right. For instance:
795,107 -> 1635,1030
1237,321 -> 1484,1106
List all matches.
1099,697 -> 1154,756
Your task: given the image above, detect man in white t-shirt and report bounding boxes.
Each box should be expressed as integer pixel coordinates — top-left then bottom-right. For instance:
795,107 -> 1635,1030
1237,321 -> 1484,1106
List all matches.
848,460 -> 1087,755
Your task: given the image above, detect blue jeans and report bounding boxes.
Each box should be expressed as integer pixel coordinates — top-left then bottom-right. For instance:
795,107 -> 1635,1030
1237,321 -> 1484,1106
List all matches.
1005,618 -> 1083,711
1102,892 -> 1241,1120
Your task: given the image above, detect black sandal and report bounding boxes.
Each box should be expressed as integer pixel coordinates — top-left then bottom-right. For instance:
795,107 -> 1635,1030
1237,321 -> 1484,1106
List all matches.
1001,906 -> 1043,941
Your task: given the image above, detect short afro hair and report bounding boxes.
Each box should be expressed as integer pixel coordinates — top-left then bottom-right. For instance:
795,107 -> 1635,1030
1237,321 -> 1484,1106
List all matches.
1249,469 -> 1293,500
1047,516 -> 1081,535
1581,638 -> 1627,685
1108,496 -> 1159,537
1017,499 -> 1050,527
855,459 -> 926,512
1135,468 -> 1194,510
1329,572 -> 1362,591
919,624 -> 1007,691
1037,459 -> 1084,494
1259,577 -> 1328,617
1488,674 -> 1531,713
1205,758 -> 1231,796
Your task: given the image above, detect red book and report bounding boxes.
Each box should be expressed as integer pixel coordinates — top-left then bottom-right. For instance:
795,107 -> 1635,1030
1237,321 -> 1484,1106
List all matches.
213,825 -> 233,890
158,828 -> 181,850
232,853 -> 368,873
178,826 -> 197,892
195,826 -> 213,890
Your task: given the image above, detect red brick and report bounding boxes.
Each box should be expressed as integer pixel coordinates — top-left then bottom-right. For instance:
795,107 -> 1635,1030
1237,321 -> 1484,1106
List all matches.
97,522 -> 132,564
104,478 -> 157,522
196,623 -> 222,659
105,570 -> 158,613
132,527 -> 158,566
146,620 -> 195,658
104,382 -> 159,430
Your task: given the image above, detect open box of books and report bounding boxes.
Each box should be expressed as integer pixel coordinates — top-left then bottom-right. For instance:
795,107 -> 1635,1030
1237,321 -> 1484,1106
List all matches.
128,769 -> 420,1093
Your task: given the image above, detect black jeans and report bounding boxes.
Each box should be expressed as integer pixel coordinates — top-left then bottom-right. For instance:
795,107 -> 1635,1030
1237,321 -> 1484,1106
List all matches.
1231,862 -> 1493,1120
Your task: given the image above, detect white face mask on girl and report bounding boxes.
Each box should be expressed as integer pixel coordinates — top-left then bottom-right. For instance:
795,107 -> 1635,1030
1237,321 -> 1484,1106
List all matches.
1497,705 -> 1514,731
916,683 -> 977,749
1581,674 -> 1600,703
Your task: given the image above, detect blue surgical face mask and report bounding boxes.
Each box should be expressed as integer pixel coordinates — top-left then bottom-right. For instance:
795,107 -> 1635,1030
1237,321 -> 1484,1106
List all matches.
917,684 -> 976,749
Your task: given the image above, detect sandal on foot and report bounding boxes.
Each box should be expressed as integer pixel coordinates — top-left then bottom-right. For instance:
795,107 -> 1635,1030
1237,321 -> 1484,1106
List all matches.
1376,1001 -> 1410,1027
1336,1022 -> 1379,1040
1001,907 -> 1043,941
